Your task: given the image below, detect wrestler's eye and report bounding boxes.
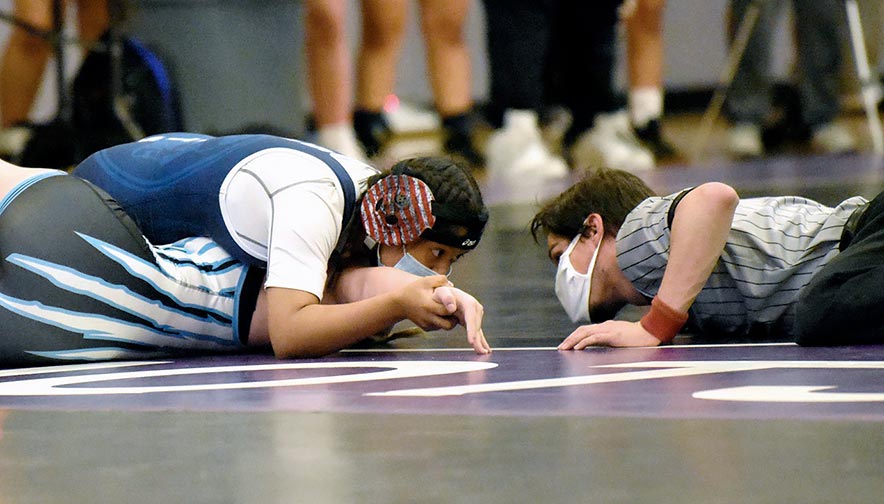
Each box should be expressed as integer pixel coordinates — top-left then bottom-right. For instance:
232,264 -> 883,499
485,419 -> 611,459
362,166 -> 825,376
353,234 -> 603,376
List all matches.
549,248 -> 561,264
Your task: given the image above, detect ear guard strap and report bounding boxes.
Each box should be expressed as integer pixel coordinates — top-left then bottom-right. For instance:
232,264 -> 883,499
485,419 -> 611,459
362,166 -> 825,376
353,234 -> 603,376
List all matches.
420,201 -> 487,250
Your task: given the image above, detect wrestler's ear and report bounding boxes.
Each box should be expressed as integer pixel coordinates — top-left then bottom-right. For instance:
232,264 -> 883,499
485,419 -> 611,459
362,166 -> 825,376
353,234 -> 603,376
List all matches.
581,213 -> 604,238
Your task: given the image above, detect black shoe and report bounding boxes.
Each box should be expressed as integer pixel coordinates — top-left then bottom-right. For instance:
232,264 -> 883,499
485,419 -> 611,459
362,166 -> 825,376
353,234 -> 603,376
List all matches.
633,119 -> 678,160
443,129 -> 485,168
353,109 -> 392,157
441,112 -> 485,168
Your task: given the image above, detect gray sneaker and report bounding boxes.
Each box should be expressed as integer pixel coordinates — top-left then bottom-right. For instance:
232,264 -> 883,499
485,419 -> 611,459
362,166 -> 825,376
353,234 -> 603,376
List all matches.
569,111 -> 655,172
810,122 -> 857,154
726,123 -> 763,158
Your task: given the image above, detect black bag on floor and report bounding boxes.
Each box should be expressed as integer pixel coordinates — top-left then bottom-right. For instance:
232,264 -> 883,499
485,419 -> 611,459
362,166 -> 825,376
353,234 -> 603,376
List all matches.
19,32 -> 182,168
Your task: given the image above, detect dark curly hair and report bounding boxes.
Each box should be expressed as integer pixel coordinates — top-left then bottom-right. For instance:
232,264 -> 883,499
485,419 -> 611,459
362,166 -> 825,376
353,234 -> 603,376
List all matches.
530,168 -> 655,242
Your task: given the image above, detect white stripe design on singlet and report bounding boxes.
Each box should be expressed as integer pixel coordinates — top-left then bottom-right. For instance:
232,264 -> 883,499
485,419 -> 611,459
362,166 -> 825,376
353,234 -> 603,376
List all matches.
0,235 -> 247,356
616,192 -> 867,337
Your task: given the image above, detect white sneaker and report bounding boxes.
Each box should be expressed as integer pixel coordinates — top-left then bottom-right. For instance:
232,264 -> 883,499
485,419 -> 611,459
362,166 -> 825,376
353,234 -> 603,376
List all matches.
726,123 -> 763,158
810,122 -> 856,154
485,109 -> 569,203
569,110 -> 655,172
316,123 -> 368,162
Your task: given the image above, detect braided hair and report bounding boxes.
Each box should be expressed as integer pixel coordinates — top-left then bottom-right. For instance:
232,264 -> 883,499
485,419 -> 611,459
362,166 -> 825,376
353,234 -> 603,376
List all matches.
396,157 -> 485,212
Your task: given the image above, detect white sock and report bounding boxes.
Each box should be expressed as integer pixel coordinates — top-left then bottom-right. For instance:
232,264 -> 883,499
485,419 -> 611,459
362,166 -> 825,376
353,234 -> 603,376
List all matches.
628,87 -> 663,128
503,109 -> 539,131
316,122 -> 366,160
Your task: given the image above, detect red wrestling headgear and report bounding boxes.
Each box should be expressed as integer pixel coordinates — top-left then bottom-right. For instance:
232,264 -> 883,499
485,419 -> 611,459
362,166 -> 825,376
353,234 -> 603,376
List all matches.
361,174 -> 436,247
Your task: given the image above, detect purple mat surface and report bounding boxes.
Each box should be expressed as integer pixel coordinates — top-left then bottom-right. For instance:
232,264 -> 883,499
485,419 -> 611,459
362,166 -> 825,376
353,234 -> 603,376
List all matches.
2,343 -> 884,421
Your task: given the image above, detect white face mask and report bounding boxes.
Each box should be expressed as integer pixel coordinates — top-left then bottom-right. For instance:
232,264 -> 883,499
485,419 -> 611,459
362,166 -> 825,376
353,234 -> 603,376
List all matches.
378,246 -> 444,277
554,233 -> 602,323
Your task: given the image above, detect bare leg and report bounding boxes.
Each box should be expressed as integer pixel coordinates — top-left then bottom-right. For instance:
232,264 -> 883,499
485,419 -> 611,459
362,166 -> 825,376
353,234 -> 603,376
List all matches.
353,0 -> 407,156
75,0 -> 110,46
0,0 -> 57,127
304,0 -> 352,128
0,158 -> 60,198
303,0 -> 367,159
356,0 -> 407,112
626,0 -> 665,93
625,0 -> 677,159
418,0 -> 483,165
418,0 -> 473,117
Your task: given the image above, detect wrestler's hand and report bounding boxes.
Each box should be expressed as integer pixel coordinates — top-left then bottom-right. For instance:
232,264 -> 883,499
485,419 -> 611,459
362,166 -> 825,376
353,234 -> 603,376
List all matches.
558,320 -> 661,350
398,275 -> 459,332
433,286 -> 491,355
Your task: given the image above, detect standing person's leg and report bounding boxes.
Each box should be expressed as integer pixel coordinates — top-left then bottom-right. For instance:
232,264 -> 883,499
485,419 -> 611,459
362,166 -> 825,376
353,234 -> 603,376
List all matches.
352,0 -> 407,157
0,0 -> 56,129
483,0 -> 552,124
793,0 -> 856,153
724,0 -> 780,158
418,0 -> 483,167
553,0 -> 620,143
303,0 -> 365,159
625,0 -> 677,161
74,0 -> 109,43
482,0 -> 566,195
795,192 -> 884,345
554,0 -> 654,173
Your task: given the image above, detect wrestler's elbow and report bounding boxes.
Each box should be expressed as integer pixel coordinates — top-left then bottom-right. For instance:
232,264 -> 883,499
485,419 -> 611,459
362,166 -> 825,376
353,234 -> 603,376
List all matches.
269,332 -> 335,359
693,182 -> 739,215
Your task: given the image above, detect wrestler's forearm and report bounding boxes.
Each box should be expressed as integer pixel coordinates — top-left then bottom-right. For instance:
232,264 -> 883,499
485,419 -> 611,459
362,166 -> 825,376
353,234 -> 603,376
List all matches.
331,266 -> 423,303
266,274 -> 454,358
266,287 -> 407,358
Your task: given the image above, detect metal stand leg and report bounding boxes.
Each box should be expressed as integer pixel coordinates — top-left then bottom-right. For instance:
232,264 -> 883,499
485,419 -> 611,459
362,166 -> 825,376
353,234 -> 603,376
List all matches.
108,0 -> 144,140
51,0 -> 70,124
844,0 -> 884,156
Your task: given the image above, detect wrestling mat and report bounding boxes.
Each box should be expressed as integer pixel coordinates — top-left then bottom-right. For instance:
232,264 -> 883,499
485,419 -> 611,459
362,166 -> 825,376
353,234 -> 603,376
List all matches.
3,343 -> 884,421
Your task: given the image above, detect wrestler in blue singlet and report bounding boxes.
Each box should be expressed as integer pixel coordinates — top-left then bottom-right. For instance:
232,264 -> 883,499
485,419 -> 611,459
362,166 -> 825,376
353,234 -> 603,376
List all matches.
74,133 -> 362,267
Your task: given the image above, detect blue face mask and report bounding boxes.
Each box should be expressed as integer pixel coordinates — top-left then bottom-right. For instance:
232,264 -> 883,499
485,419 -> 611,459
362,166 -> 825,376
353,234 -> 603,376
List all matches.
378,246 -> 447,277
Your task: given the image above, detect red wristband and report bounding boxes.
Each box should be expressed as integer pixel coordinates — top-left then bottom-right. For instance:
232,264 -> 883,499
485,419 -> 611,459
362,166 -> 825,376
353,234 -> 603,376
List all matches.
640,297 -> 689,344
